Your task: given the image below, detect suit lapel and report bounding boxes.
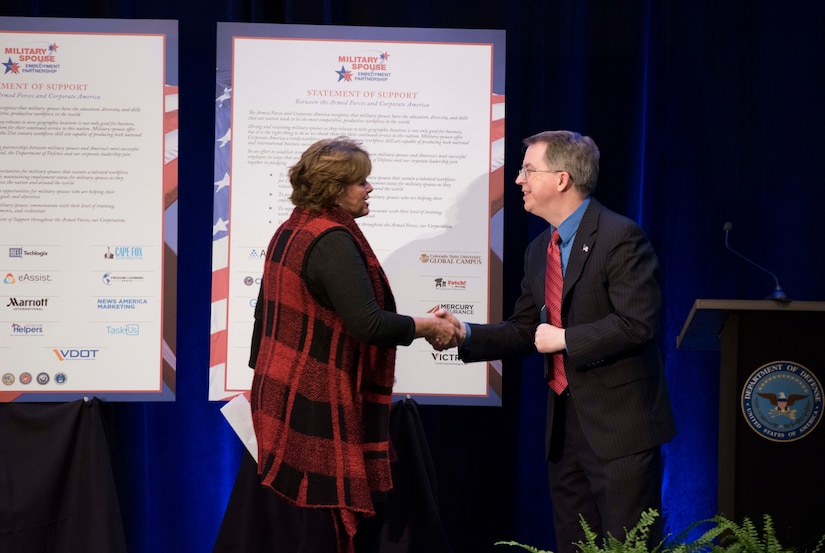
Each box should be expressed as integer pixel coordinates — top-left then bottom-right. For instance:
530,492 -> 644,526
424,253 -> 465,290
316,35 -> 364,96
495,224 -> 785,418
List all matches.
563,199 -> 600,299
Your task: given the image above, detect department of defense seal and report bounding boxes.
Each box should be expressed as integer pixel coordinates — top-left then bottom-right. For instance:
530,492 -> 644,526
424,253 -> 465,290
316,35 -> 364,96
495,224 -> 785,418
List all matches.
741,361 -> 823,442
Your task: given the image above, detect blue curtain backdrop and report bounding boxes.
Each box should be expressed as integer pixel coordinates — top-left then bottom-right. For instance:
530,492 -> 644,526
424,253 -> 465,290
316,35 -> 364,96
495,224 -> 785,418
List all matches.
3,1 -> 825,552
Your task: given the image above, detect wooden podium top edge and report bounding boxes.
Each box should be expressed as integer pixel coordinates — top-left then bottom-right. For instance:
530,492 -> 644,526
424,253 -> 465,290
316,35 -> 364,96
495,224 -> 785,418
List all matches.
676,299 -> 825,351
692,298 -> 825,312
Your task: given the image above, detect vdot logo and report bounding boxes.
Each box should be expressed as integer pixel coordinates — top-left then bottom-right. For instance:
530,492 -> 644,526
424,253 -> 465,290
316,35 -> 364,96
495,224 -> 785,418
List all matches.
52,348 -> 100,361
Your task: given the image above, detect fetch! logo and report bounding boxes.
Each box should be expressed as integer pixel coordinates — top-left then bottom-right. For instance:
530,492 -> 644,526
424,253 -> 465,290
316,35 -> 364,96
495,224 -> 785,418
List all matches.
52,348 -> 99,361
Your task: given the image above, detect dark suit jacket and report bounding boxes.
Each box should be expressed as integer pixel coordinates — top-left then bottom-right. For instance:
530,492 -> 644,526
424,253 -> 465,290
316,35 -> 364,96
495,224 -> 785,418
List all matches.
460,198 -> 676,460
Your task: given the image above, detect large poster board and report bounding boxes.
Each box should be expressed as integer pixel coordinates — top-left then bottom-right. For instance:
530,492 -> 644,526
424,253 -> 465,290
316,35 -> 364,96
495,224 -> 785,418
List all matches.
0,17 -> 178,402
210,23 -> 505,406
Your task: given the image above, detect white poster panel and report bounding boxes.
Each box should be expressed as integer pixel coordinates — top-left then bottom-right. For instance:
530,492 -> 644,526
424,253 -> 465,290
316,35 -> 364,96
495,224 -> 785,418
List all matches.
0,17 -> 178,401
211,23 -> 504,405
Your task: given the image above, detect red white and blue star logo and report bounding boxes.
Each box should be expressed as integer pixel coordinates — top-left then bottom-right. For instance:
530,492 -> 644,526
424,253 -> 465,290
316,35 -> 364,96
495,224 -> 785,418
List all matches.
335,65 -> 352,82
2,58 -> 20,74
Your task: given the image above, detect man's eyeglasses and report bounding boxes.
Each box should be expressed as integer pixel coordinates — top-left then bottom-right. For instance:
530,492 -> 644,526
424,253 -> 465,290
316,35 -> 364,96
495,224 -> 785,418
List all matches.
517,168 -> 563,180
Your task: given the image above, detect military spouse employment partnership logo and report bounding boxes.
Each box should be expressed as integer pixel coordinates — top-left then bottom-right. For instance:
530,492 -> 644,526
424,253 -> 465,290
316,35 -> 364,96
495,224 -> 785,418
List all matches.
3,40 -> 61,76
334,49 -> 391,83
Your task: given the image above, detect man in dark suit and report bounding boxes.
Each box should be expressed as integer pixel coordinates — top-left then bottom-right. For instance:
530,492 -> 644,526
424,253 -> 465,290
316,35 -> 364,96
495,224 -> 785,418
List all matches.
436,130 -> 675,552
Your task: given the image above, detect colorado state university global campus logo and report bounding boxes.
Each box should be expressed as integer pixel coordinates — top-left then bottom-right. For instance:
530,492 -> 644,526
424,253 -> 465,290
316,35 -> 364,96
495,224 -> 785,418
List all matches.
741,361 -> 823,442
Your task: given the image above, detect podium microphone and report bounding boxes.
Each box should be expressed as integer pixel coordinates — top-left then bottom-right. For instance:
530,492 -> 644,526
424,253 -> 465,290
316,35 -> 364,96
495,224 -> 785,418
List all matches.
723,222 -> 789,301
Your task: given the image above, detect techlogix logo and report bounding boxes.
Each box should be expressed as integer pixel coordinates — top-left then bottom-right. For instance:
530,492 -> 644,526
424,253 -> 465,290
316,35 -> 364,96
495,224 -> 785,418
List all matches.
8,247 -> 49,258
52,348 -> 100,361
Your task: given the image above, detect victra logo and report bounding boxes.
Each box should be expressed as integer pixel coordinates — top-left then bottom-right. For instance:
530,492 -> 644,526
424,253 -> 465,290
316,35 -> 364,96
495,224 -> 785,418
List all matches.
52,348 -> 100,361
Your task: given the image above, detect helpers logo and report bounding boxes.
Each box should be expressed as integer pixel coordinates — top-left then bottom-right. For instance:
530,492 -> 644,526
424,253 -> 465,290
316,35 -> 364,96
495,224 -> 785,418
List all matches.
11,322 -> 44,335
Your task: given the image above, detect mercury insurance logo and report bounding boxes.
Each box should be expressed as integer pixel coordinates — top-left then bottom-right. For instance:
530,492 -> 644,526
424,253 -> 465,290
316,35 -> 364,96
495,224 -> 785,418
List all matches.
741,361 -> 823,442
3,41 -> 61,76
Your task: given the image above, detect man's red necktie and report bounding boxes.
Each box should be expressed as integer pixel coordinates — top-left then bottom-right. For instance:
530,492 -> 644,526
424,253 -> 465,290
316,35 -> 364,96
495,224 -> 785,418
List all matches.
545,229 -> 567,394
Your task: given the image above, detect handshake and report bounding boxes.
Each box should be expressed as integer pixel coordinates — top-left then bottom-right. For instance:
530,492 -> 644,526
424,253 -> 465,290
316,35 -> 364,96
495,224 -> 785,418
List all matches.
418,309 -> 567,354
419,308 -> 467,351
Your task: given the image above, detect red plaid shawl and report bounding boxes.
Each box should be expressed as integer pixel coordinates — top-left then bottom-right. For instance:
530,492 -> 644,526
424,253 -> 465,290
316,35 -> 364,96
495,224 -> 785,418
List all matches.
251,206 -> 396,551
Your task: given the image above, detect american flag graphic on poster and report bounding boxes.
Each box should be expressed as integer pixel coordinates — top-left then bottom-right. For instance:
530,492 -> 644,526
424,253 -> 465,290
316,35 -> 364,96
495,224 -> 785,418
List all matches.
209,25 -> 505,405
0,19 -> 178,402
210,68 -> 233,400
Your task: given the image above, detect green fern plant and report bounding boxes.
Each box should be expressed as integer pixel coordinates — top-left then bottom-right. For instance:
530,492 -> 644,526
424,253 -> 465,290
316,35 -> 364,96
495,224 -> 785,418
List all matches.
574,508 -> 663,553
494,542 -> 554,553
700,513 -> 825,553
495,510 -> 825,553
495,508 -> 663,553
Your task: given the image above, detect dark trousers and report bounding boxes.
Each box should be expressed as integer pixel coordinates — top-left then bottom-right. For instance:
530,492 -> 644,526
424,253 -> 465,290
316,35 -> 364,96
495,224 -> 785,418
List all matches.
547,391 -> 663,553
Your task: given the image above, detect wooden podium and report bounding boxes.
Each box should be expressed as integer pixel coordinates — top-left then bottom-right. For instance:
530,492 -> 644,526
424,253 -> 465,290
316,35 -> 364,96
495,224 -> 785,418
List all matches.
678,300 -> 825,547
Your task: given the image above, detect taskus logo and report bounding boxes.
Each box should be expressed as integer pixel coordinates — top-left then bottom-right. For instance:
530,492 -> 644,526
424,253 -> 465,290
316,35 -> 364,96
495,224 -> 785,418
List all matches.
52,348 -> 99,361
